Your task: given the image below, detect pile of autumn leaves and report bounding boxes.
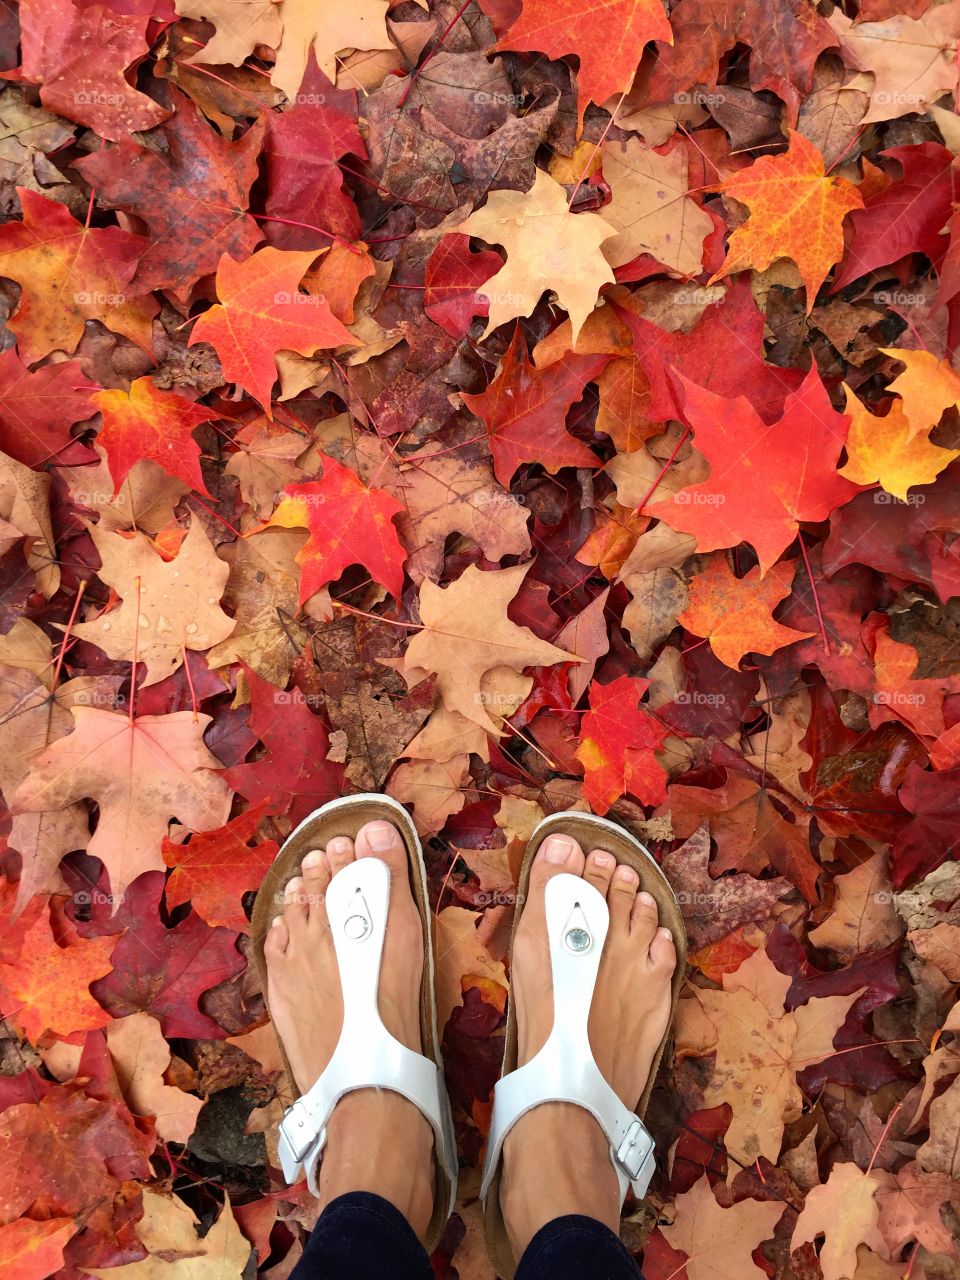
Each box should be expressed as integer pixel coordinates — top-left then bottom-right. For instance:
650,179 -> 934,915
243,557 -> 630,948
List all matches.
0,0 -> 960,1277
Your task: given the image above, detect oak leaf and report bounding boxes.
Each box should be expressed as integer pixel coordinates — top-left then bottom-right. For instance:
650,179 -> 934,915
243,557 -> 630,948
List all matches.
12,707 -> 233,908
401,562 -> 576,734
709,131 -> 862,309
72,521 -> 236,687
190,248 -> 356,413
457,169 -> 618,341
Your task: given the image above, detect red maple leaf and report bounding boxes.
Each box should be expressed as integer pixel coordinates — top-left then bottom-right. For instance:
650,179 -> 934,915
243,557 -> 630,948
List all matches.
575,675 -> 670,814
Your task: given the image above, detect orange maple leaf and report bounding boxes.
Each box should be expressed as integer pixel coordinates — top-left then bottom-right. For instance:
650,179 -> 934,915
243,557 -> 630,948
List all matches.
679,556 -> 814,668
93,376 -> 223,496
709,131 -> 863,310
190,247 -> 357,414
495,0 -> 673,127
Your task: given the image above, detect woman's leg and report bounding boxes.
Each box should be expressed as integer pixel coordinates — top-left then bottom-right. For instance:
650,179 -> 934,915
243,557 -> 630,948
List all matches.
501,834 -> 678,1276
266,820 -> 437,1280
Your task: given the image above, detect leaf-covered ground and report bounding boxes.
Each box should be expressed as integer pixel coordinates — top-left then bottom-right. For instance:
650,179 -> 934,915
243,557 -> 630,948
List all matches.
0,0 -> 959,1277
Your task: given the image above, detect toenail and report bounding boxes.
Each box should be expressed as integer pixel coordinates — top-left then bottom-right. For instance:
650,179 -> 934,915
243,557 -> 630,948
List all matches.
328,837 -> 351,856
302,849 -> 322,869
591,852 -> 613,868
542,836 -> 574,863
614,865 -> 638,882
367,822 -> 396,851
272,915 -> 282,928
637,891 -> 655,907
659,927 -> 673,940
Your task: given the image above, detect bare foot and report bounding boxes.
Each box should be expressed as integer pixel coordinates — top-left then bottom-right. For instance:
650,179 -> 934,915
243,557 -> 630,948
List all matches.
500,834 -> 677,1257
264,819 -> 435,1238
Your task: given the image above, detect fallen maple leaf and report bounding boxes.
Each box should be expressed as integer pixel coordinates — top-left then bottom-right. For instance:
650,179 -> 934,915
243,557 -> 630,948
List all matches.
791,1162 -> 888,1280
163,802 -> 279,934
679,556 -> 814,668
268,453 -> 406,601
71,521 -> 236,687
0,349 -> 98,469
457,168 -> 618,341
401,562 -> 576,734
224,665 -> 344,825
808,852 -> 903,960
650,366 -> 862,573
0,904 -> 116,1043
17,0 -> 168,141
270,0 -> 393,101
12,707 -> 233,907
462,327 -> 609,486
74,92 -> 265,297
190,247 -> 356,413
575,674 -> 670,813
435,904 -> 507,1032
175,0 -> 282,68
93,377 -> 223,497
600,136 -> 713,273
494,0 -> 673,126
676,945 -> 863,1172
709,131 -> 863,308
661,1175 -> 784,1280
839,385 -> 959,501
0,189 -> 152,363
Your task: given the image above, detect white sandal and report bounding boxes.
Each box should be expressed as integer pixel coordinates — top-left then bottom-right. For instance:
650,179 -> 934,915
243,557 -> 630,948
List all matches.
481,811 -> 687,1278
252,794 -> 458,1250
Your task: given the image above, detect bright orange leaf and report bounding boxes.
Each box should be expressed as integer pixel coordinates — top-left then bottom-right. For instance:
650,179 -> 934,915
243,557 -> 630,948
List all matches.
495,0 -> 673,126
190,247 -> 357,414
679,556 -> 814,668
709,131 -> 863,310
93,376 -> 224,496
839,384 -> 959,500
0,1218 -> 76,1280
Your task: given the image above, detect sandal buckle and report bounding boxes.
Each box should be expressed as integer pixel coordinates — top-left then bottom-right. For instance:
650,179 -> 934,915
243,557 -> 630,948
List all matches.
280,1098 -> 318,1164
616,1119 -> 654,1180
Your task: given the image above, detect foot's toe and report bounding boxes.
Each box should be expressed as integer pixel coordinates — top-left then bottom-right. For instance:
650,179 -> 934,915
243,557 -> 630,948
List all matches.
283,875 -> 309,929
608,863 -> 639,932
355,820 -> 406,872
326,834 -> 355,877
583,848 -> 615,898
630,889 -> 660,949
264,913 -> 290,958
649,925 -> 678,974
301,848 -> 330,925
529,834 -> 586,900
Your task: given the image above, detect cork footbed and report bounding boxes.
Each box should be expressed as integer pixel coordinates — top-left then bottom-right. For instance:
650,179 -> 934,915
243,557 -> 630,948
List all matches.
250,794 -> 453,1253
484,811 -> 688,1280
